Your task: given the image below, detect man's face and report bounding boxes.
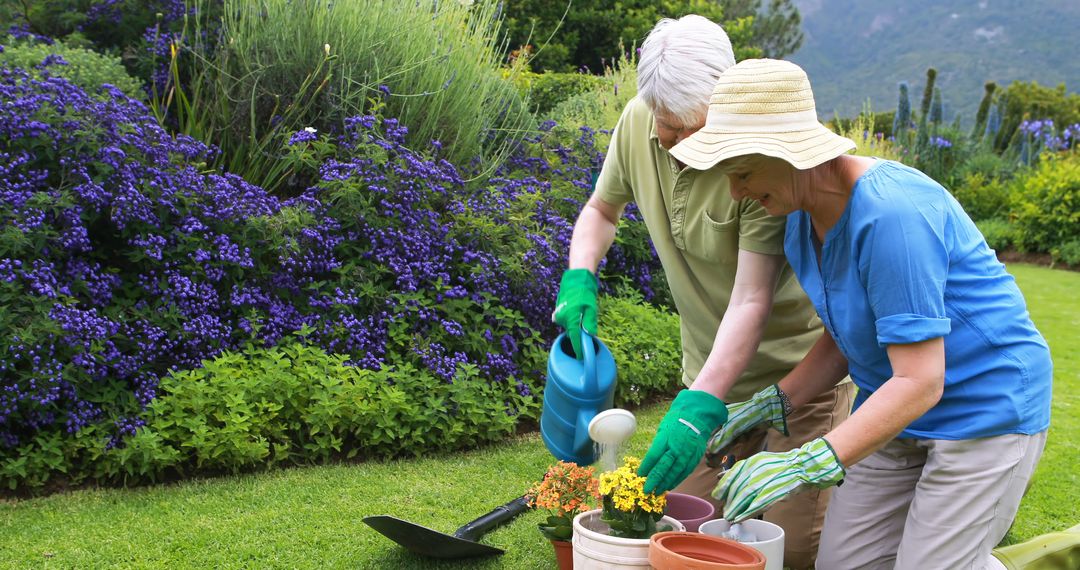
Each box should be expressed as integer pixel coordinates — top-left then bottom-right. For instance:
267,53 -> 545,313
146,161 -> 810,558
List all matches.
654,109 -> 706,151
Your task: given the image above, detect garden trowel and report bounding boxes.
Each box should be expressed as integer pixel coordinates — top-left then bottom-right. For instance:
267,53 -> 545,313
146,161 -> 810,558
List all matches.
363,495 -> 530,559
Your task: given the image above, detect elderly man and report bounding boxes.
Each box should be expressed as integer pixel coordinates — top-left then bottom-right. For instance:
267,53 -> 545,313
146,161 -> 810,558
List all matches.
551,15 -> 853,568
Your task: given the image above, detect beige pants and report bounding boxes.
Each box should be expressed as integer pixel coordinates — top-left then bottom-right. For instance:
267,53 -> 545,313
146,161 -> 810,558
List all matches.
674,382 -> 857,570
816,431 -> 1048,570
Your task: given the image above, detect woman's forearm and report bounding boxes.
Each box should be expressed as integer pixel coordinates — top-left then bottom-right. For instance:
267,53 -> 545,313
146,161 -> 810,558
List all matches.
690,250 -> 784,399
824,338 -> 945,467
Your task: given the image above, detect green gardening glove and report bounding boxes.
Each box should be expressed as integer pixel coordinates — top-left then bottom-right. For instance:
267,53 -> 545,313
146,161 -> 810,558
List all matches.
638,389 -> 729,494
552,268 -> 598,360
705,385 -> 789,466
713,437 -> 845,523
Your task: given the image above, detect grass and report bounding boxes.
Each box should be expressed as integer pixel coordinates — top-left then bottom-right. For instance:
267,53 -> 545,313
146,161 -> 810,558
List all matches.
0,263 -> 1076,568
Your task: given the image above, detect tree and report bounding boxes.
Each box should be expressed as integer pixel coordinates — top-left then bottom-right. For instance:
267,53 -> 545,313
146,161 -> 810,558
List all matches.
502,0 -> 767,73
718,0 -> 804,58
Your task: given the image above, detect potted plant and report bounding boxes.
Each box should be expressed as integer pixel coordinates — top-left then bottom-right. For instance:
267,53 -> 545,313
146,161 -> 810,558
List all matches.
527,461 -> 601,570
572,456 -> 685,568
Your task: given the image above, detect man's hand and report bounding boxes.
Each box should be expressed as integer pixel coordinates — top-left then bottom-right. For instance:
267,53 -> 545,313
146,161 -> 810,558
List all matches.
713,437 -> 845,522
638,389 -> 729,494
552,268 -> 598,359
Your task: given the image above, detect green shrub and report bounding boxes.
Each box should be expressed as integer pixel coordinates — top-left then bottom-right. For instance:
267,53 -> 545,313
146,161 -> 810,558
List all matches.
994,81 -> 1080,152
1008,153 -> 1080,253
1052,238 -> 1080,267
100,342 -> 541,483
544,49 -> 636,138
912,124 -> 969,186
833,108 -> 905,163
976,218 -> 1016,251
514,71 -> 607,116
599,293 -> 682,407
830,110 -> 896,140
951,172 -> 1011,221
1,0 -> 177,53
0,36 -> 144,98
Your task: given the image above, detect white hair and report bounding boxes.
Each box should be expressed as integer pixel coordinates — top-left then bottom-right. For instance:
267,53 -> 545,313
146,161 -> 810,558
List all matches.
636,15 -> 736,127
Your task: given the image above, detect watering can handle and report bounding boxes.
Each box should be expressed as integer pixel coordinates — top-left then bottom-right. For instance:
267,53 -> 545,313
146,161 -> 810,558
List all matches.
580,328 -> 597,393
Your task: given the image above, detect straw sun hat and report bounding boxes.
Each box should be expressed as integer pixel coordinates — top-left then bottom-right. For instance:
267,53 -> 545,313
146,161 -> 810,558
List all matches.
670,58 -> 855,171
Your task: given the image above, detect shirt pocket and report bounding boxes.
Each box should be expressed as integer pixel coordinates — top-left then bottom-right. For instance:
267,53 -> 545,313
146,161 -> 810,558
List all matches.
684,209 -> 739,263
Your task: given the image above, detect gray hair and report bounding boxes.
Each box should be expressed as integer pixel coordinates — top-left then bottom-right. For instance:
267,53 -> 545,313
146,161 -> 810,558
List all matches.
637,15 -> 736,127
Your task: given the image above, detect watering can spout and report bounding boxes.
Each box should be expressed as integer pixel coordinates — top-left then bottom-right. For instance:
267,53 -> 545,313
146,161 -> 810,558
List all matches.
540,329 -> 617,465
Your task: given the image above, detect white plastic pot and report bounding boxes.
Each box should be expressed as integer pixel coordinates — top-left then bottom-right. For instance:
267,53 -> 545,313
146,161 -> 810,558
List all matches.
572,509 -> 685,569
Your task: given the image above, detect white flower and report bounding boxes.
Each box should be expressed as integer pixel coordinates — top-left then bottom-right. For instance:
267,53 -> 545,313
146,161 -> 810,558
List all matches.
304,127 -> 317,134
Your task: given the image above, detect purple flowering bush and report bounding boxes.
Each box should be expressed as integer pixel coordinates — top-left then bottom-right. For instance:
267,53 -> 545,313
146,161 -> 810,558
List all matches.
0,51 -> 669,491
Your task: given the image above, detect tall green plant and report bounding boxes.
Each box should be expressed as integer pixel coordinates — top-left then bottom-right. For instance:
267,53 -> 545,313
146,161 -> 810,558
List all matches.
154,0 -> 534,194
972,82 -> 997,142
920,67 -> 937,119
893,81 -> 911,140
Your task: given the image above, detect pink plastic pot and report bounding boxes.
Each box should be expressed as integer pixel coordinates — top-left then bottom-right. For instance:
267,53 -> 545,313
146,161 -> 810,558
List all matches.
663,492 -> 716,533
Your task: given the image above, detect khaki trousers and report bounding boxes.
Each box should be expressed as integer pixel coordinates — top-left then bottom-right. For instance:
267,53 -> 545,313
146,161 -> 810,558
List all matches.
816,431 -> 1048,570
674,382 -> 857,570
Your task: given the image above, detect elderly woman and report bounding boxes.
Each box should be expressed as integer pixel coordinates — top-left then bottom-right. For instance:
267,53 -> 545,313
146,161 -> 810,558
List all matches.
670,59 -> 1052,569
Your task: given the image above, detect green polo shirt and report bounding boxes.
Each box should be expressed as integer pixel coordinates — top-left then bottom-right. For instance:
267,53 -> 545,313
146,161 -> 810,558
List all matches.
594,97 -> 823,402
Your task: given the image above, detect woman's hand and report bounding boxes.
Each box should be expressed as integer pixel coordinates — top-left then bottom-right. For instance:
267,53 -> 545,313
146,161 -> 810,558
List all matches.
713,437 -> 845,522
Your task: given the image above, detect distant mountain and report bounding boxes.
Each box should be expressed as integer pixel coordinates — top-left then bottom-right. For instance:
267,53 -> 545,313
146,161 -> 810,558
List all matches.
788,0 -> 1080,123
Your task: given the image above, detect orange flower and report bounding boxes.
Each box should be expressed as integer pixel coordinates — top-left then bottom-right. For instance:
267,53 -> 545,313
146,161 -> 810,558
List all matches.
527,461 -> 601,541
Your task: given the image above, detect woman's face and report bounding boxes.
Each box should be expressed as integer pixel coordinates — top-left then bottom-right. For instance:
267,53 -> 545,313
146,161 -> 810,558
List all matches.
654,109 -> 705,151
725,156 -> 799,216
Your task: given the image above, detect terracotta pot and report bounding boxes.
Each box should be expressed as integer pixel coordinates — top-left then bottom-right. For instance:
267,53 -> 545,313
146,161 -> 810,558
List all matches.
662,492 -> 716,533
572,509 -> 686,568
551,539 -> 574,570
649,531 -> 766,570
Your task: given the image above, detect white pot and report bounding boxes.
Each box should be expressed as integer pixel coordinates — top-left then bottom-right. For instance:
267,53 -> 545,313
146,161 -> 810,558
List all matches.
572,509 -> 686,569
699,518 -> 785,570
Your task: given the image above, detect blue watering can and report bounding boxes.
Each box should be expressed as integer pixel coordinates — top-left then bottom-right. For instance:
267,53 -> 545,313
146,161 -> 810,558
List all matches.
540,329 -> 617,465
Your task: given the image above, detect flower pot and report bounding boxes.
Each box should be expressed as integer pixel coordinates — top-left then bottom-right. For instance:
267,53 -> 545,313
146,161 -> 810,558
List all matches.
551,539 -> 574,570
572,509 -> 686,569
662,492 -> 716,533
699,519 -> 785,570
649,531 -> 766,569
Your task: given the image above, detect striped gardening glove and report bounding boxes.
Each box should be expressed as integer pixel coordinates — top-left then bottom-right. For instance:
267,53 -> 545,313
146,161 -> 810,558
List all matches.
705,385 -> 789,467
713,437 -> 845,523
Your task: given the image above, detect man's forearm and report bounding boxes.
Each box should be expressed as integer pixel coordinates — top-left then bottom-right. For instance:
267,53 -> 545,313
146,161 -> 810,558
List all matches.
568,198 -> 621,271
777,332 -> 849,409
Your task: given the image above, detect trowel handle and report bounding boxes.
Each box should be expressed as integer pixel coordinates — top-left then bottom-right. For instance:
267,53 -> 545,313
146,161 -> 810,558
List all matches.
581,328 -> 597,392
453,495 -> 531,541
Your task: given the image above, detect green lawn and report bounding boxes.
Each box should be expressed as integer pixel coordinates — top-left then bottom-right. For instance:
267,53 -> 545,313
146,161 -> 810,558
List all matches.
0,263 -> 1076,569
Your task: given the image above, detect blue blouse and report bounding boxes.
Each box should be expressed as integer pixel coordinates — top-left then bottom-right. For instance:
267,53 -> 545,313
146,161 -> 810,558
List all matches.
785,160 -> 1052,439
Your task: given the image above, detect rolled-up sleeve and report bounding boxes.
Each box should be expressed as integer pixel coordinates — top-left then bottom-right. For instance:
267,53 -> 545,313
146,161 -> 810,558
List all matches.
856,198 -> 952,347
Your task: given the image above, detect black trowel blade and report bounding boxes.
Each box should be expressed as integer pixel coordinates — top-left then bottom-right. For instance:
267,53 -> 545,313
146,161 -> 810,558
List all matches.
363,515 -> 504,559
